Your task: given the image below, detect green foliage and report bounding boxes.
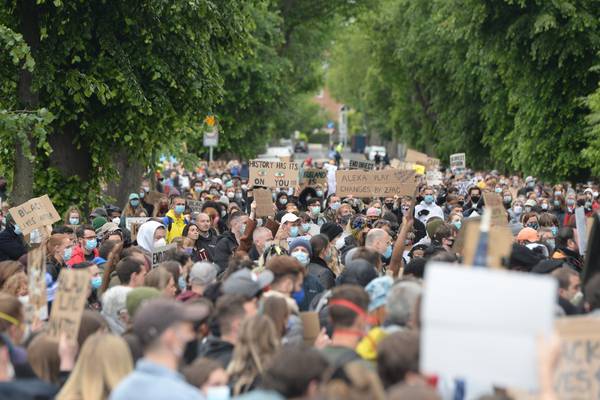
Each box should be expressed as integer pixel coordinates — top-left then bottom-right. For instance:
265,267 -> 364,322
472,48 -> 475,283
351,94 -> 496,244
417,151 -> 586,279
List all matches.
584,77 -> 600,176
327,0 -> 600,180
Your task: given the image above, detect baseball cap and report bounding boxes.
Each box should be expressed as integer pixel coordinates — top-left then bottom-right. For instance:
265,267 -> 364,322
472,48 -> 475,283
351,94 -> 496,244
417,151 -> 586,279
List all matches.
189,262 -> 218,286
133,298 -> 211,346
366,207 -> 380,217
222,269 -> 273,299
524,199 -> 537,207
365,276 -> 393,312
517,227 -> 538,243
281,212 -> 299,225
89,207 -> 108,219
129,193 -> 140,201
126,287 -> 161,318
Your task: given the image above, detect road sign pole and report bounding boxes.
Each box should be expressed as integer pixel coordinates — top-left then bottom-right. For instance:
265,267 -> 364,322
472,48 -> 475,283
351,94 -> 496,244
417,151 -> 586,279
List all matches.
209,146 -> 213,163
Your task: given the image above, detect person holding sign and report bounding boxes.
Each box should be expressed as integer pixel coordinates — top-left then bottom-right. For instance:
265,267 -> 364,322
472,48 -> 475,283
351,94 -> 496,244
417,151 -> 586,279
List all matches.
414,187 -> 444,224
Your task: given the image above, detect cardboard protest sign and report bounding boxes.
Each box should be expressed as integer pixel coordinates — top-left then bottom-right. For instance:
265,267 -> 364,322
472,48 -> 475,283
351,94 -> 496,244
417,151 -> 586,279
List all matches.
47,269 -> 91,341
125,217 -> 150,231
335,169 -> 416,198
27,246 -> 47,321
301,168 -> 328,187
575,207 -> 587,256
426,170 -> 443,186
9,195 -> 61,235
583,213 -> 600,285
450,153 -> 466,169
412,164 -> 425,175
151,243 -> 177,268
405,148 -> 429,165
254,188 -> 274,218
249,159 -> 299,188
453,217 -> 512,268
186,199 -> 203,214
554,317 -> 600,399
483,192 -> 507,227
145,191 -> 166,205
426,157 -> 440,171
421,263 -> 556,391
300,312 -> 320,346
279,155 -> 292,163
348,158 -> 375,171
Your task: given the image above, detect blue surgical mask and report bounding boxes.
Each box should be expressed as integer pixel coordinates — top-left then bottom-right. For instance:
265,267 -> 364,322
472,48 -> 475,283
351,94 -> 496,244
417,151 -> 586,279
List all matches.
279,198 -> 288,205
178,276 -> 187,290
130,199 -> 140,207
311,206 -> 321,215
91,276 -> 102,290
331,202 -> 341,211
292,251 -> 309,266
195,187 -> 202,193
291,288 -> 305,305
546,239 -> 556,250
239,223 -> 246,236
85,239 -> 97,251
495,188 -> 502,193
206,386 -> 230,400
551,226 -> 558,236
175,205 -> 185,214
69,217 -> 80,225
316,190 -> 324,197
63,247 -> 73,261
13,224 -> 22,235
139,192 -> 145,199
384,244 -> 392,259
553,200 -> 561,207
527,222 -> 539,230
302,223 -> 311,232
289,226 -> 299,238
453,220 -> 462,230
503,196 -> 512,204
424,195 -> 434,204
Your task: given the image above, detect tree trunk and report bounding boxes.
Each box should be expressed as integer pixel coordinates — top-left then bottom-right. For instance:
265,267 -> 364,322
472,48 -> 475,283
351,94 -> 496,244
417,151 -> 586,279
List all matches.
12,0 -> 40,205
105,150 -> 145,209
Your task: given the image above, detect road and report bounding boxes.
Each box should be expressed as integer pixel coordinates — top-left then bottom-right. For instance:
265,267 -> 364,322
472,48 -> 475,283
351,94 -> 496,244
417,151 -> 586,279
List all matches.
293,144 -> 364,164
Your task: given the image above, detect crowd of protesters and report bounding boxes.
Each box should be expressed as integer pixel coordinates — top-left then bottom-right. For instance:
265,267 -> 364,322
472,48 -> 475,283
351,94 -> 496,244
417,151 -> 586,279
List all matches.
0,158 -> 598,400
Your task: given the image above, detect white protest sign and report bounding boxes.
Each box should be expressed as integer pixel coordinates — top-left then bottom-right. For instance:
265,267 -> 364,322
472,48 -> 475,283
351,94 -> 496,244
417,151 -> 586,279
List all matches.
450,153 -> 466,169
249,159 -> 299,188
151,243 -> 177,268
421,263 -> 556,391
125,217 -> 150,231
575,207 -> 587,256
348,158 -> 375,171
426,170 -> 443,186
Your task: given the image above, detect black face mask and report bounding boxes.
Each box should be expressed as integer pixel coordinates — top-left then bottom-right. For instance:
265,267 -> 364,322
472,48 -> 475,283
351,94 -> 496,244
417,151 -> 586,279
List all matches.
471,196 -> 480,203
577,199 -> 586,207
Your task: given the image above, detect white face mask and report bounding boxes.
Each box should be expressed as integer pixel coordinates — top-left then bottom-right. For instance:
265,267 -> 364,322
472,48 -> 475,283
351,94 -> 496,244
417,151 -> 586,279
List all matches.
205,386 -> 230,400
154,238 -> 167,249
112,217 -> 121,225
335,236 -> 345,250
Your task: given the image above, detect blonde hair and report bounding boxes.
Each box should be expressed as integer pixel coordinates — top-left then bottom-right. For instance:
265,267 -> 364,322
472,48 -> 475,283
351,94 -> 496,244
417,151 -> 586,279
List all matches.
144,266 -> 172,291
63,206 -> 82,225
57,332 -> 133,400
1,271 -> 27,297
227,315 -> 280,396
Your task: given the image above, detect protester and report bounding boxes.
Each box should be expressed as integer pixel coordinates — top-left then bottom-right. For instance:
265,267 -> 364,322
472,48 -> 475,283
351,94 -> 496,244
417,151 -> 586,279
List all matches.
162,196 -> 189,243
68,225 -> 99,266
0,214 -> 26,262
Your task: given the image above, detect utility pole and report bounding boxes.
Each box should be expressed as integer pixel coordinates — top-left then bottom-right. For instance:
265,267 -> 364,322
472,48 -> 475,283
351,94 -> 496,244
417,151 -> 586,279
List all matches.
339,105 -> 349,148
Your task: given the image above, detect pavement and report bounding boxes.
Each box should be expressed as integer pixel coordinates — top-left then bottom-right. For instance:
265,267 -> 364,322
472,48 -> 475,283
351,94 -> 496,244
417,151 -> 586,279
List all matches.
293,144 -> 365,163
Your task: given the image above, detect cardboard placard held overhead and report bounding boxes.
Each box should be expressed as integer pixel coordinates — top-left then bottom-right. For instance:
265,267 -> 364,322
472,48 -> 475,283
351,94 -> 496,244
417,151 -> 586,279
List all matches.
47,269 -> 91,341
151,243 -> 177,268
335,169 -> 416,198
249,160 -> 299,188
426,157 -> 440,171
186,199 -> 203,214
9,195 -> 61,235
450,153 -> 466,169
453,217 -> 512,268
405,148 -> 429,165
583,214 -> 600,285
145,191 -> 167,205
301,168 -> 328,187
426,171 -> 443,186
554,317 -> 600,399
575,207 -> 587,256
27,246 -> 47,321
125,217 -> 150,231
254,188 -> 274,218
300,312 -> 320,346
421,263 -> 556,392
483,193 -> 507,227
348,158 -> 375,171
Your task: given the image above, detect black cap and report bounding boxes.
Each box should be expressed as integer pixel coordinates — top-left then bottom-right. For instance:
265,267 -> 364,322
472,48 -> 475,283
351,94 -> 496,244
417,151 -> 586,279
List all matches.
337,259 -> 377,287
320,222 -> 343,241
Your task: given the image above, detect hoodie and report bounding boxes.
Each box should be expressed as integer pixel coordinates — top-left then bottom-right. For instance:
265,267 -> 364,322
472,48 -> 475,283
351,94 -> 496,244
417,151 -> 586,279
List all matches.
197,336 -> 234,368
0,226 -> 27,262
162,209 -> 188,243
136,220 -> 166,254
195,229 -> 218,262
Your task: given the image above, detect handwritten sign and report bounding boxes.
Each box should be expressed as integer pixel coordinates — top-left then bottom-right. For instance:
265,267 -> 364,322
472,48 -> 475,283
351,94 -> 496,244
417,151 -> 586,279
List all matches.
348,158 -> 375,171
335,169 -> 416,198
301,168 -> 328,187
186,199 -> 203,214
454,218 -> 512,268
27,246 -> 47,321
249,159 -> 299,188
405,149 -> 429,165
554,317 -> 600,399
151,243 -> 177,268
47,269 -> 91,341
125,217 -> 150,231
254,188 -> 274,218
450,153 -> 466,169
426,157 -> 440,171
9,195 -> 61,235
426,171 -> 443,186
483,193 -> 507,227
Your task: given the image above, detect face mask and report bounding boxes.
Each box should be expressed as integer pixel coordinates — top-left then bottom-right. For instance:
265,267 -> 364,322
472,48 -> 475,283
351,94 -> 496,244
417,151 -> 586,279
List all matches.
335,237 -> 345,250
235,192 -> 242,200
424,195 -> 434,204
292,251 -> 309,266
18,295 -> 29,306
331,202 -> 341,211
571,291 -> 583,306
471,196 -> 480,203
130,199 -> 140,207
453,220 -> 462,230
302,223 -> 311,232
241,184 -> 248,191
142,186 -> 150,192
540,203 -> 548,210
91,276 -> 102,290
279,198 -> 288,205
287,188 -> 294,196
311,206 -> 321,215
154,238 -> 167,249
513,206 -> 522,215
495,188 -> 502,193
227,192 -> 235,199
384,244 -> 392,259
221,210 -> 227,217
63,247 -> 73,261
553,200 -> 560,207
174,205 -> 186,214
524,206 -> 532,213
139,191 -> 145,199
594,192 -> 599,199
206,386 -> 230,400
503,196 -> 512,204
211,190 -> 219,196
13,224 -> 22,235
585,201 -> 592,209
316,190 -> 324,197
291,288 -> 305,305
256,218 -> 263,227
225,181 -> 233,188
566,199 -> 575,206
289,226 -> 299,238
239,223 -> 246,236
526,222 -> 539,230
339,215 -> 351,226
194,187 -> 202,193
551,226 -> 558,236
85,239 -> 97,251
69,217 -> 80,225
178,276 -> 187,290
401,206 -> 410,216
554,191 -> 562,197
112,217 -> 121,225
